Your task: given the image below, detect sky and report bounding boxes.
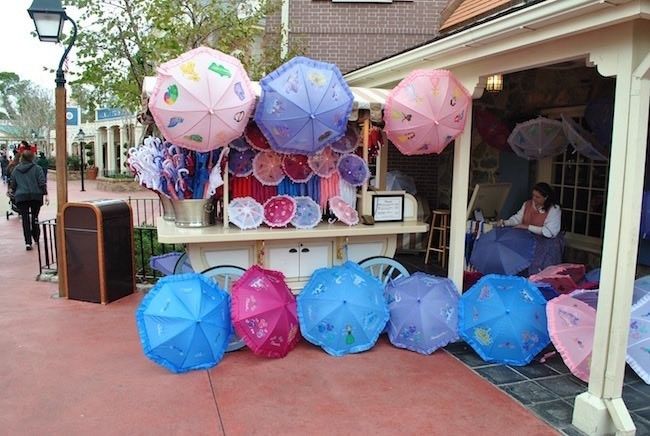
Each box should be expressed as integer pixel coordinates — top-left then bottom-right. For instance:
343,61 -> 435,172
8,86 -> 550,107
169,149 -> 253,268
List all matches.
0,1 -> 80,91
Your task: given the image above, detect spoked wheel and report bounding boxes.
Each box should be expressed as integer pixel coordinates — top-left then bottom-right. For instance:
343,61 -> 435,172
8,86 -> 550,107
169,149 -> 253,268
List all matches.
172,252 -> 193,275
200,264 -> 247,352
358,256 -> 410,286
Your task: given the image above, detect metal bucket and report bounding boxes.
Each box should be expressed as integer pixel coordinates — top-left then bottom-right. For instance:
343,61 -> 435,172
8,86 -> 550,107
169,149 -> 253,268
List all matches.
157,194 -> 175,221
171,199 -> 216,228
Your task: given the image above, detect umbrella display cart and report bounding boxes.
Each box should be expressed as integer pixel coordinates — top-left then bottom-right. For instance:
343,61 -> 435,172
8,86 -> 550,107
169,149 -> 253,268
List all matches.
143,76 -> 428,292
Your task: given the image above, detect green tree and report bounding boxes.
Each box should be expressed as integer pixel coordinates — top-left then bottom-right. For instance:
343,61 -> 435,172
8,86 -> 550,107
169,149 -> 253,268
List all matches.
69,83 -> 98,123
65,0 -> 302,111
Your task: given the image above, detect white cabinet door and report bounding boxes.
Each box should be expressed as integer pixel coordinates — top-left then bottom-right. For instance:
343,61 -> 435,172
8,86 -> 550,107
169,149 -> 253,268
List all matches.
267,243 -> 300,278
298,242 -> 332,278
346,236 -> 390,263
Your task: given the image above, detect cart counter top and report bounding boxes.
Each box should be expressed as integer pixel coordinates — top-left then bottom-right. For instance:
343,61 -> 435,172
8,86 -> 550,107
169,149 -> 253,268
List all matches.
156,218 -> 428,244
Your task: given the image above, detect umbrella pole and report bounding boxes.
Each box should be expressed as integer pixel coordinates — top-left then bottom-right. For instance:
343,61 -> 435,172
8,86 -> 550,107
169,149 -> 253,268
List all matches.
360,117 -> 370,215
223,149 -> 229,226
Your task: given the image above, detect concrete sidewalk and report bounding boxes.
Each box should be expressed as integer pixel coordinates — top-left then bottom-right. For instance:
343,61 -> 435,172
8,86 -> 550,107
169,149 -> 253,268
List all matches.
0,178 -> 557,435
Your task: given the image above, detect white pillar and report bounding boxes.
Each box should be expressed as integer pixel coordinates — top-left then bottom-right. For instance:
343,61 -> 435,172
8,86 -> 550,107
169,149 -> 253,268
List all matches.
94,130 -> 103,171
107,126 -> 116,172
119,126 -> 126,173
573,23 -> 650,436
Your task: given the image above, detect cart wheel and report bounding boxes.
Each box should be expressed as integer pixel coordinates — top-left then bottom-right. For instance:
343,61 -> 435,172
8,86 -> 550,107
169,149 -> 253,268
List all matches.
200,264 -> 247,352
172,252 -> 193,275
358,256 -> 410,286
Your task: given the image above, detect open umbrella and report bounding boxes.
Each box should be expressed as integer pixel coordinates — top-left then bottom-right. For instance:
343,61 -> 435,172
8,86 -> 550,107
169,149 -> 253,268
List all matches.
244,121 -> 271,151
229,137 -> 251,152
474,109 -> 511,151
228,148 -> 256,177
255,56 -> 354,155
546,294 -> 596,382
458,274 -> 550,366
149,47 -> 255,151
627,293 -> 650,384
507,117 -> 568,160
337,154 -> 369,187
228,197 -> 264,230
384,69 -> 471,155
561,114 -> 608,161
282,154 -> 314,183
386,170 -> 417,194
263,195 -> 296,227
330,124 -> 359,153
384,272 -> 460,355
529,264 -> 584,294
149,252 -> 190,276
135,273 -> 231,373
291,196 -> 322,229
297,261 -> 389,356
252,150 -> 285,186
308,146 -> 340,178
329,196 -> 359,226
469,228 -> 535,275
231,265 -> 301,358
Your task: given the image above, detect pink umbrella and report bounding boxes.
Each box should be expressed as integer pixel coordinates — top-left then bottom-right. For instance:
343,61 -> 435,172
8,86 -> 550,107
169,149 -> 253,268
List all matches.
384,69 -> 471,155
282,154 -> 314,183
263,195 -> 296,227
308,146 -> 340,178
329,196 -> 359,226
546,294 -> 596,382
231,265 -> 301,358
330,124 -> 359,153
253,150 -> 285,186
149,47 -> 255,152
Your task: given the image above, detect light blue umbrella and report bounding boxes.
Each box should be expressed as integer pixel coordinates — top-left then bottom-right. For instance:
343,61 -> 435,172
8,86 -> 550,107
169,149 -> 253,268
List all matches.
136,273 -> 231,373
458,274 -> 550,366
297,261 -> 389,356
255,56 -> 354,155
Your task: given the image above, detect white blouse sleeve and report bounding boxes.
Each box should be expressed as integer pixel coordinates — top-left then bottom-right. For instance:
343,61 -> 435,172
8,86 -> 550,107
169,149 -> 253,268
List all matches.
528,205 -> 562,238
503,202 -> 526,227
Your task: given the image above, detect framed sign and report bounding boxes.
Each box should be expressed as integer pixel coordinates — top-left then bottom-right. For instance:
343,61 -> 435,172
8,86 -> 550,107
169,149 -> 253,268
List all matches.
372,194 -> 405,222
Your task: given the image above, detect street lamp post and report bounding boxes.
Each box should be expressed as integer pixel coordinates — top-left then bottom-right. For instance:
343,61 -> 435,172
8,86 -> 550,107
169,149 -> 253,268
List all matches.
28,0 -> 77,298
77,129 -> 85,192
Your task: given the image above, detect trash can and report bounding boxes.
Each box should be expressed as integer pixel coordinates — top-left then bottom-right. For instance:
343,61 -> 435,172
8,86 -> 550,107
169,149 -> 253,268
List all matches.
61,200 -> 135,304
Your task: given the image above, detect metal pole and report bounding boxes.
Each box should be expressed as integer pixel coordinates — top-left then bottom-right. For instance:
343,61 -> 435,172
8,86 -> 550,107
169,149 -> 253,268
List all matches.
79,138 -> 85,192
54,15 -> 77,298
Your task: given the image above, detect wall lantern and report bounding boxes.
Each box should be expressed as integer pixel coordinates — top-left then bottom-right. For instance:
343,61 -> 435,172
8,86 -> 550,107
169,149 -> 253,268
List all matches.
486,74 -> 504,93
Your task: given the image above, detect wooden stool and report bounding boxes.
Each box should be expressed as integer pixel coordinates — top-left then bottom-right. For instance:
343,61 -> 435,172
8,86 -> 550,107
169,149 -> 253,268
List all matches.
425,209 -> 450,267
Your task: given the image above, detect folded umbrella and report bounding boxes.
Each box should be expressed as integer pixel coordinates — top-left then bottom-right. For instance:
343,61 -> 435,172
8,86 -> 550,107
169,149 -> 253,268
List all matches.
469,228 -> 535,275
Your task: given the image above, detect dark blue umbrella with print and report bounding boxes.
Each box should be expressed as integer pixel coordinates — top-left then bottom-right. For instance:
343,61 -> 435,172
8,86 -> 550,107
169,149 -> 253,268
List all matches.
470,228 -> 535,275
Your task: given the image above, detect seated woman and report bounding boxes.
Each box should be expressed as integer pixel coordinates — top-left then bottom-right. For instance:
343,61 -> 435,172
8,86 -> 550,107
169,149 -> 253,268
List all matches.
498,182 -> 564,274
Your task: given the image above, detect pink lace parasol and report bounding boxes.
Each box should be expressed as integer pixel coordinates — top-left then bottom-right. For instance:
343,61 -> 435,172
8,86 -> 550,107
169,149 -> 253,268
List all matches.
244,121 -> 271,151
263,195 -> 297,227
328,196 -> 359,226
330,124 -> 359,153
253,150 -> 285,186
308,146 -> 340,178
282,154 -> 314,183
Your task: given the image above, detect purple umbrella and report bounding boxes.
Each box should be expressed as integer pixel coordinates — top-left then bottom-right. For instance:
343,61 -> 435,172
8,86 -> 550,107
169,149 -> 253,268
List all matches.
384,272 -> 460,355
337,154 -> 369,187
254,56 -> 354,155
330,124 -> 359,153
149,252 -> 193,276
228,148 -> 256,177
469,228 -> 535,275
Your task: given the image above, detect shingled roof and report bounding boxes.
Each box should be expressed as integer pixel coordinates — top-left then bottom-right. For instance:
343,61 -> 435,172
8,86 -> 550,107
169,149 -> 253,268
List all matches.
440,0 -> 524,31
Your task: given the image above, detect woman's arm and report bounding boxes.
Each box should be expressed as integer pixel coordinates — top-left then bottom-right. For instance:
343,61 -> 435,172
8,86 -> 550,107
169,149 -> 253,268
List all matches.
503,202 -> 525,226
527,206 -> 561,238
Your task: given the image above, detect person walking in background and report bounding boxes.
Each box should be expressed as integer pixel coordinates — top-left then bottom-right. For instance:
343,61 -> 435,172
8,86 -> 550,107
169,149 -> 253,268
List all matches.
0,153 -> 8,183
6,153 -> 20,180
36,152 -> 49,180
9,150 -> 49,251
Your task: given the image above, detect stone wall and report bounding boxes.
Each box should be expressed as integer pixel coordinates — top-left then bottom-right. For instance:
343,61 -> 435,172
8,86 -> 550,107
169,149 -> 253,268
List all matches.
96,177 -> 146,193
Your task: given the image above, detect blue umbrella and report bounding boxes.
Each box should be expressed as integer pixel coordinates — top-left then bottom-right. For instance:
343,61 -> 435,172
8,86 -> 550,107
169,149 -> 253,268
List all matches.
297,261 -> 389,356
470,228 -> 535,275
255,56 -> 354,155
458,274 -> 550,366
385,272 -> 460,355
136,273 -> 231,373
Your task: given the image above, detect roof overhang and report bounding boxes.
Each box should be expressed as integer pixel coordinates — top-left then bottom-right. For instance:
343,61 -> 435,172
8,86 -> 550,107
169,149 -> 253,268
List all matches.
345,0 -> 649,88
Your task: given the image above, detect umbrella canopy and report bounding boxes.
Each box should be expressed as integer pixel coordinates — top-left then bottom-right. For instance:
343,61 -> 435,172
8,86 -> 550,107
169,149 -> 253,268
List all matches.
561,114 -> 608,161
231,265 -> 301,358
386,170 -> 417,194
546,294 -> 596,382
385,272 -> 460,355
308,146 -> 340,178
627,293 -> 650,384
252,150 -> 285,186
329,196 -> 359,226
384,69 -> 471,155
458,275 -> 550,366
149,47 -> 255,151
337,154 -> 369,187
529,264 -> 585,294
228,148 -> 256,177
330,124 -> 359,153
263,195 -> 296,227
298,261 -> 389,356
135,273 -> 231,373
228,197 -> 264,230
149,252 -> 192,276
291,196 -> 322,229
244,121 -> 271,151
507,117 -> 568,160
474,109 -> 511,151
469,228 -> 535,275
282,154 -> 314,183
255,56 -> 354,155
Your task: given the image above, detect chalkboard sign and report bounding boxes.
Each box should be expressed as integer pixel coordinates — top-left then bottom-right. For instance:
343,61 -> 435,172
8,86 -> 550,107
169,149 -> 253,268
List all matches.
372,194 -> 404,222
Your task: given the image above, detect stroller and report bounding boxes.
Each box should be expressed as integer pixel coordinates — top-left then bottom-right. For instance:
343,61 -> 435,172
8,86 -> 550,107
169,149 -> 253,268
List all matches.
6,190 -> 19,220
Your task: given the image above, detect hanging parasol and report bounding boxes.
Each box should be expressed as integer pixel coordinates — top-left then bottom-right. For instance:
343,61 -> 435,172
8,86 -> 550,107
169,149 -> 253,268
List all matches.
507,117 -> 568,160
474,109 -> 512,151
228,148 -> 256,177
228,197 -> 264,230
308,146 -> 340,178
282,154 -> 314,183
255,56 -> 354,155
252,150 -> 285,186
244,120 -> 271,151
263,195 -> 297,227
229,137 -> 251,151
148,47 -> 255,152
337,154 -> 369,187
291,196 -> 322,229
384,69 -> 472,155
561,114 -> 608,161
330,124 -> 359,154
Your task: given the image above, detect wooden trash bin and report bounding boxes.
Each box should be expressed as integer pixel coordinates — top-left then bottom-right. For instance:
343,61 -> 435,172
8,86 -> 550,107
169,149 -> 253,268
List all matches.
61,200 -> 135,304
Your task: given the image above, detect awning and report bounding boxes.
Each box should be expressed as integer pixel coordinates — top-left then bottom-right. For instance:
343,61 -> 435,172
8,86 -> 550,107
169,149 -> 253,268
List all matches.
142,77 -> 388,123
